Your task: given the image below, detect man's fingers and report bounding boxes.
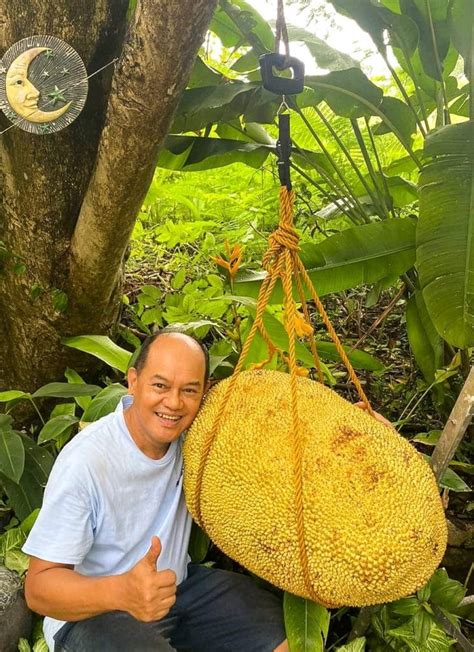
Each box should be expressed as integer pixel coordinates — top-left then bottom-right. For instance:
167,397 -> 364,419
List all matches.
143,535 -> 161,568
157,569 -> 177,587
354,401 -> 394,429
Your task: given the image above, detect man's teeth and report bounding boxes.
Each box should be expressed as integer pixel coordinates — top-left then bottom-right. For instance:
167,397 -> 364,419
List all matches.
156,413 -> 180,421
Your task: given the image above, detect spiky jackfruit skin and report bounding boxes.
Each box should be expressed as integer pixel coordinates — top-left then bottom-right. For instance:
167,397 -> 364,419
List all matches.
183,369 -> 447,607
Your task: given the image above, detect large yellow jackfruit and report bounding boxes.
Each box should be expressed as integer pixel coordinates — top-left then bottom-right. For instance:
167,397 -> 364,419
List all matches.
183,369 -> 447,607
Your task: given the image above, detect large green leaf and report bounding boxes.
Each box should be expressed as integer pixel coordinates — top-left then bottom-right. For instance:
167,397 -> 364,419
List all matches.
400,0 -> 450,80
19,433 -> 54,486
32,382 -> 101,399
0,425 -> 24,483
284,592 -> 329,652
37,415 -> 80,445
0,390 -> 29,403
336,639 -> 366,652
417,121 -> 474,348
62,335 -> 132,372
286,24 -> 359,71
82,384 -> 127,423
172,82 -> 266,132
329,0 -> 418,56
374,96 -> 418,142
387,619 -> 454,651
406,291 -> 444,383
188,56 -> 222,89
235,218 -> 416,302
243,306 -> 384,372
1,435 -> 54,520
305,69 -> 383,119
449,0 -> 473,79
211,0 -> 273,52
159,136 -> 270,171
159,135 -> 333,175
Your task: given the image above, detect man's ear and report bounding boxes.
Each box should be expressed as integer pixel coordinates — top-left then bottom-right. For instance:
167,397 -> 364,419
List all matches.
127,367 -> 138,395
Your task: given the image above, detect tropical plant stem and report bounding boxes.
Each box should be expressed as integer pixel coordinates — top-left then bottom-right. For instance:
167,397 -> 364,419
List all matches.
351,118 -> 390,220
364,117 -> 396,218
290,162 -> 362,226
28,398 -> 45,426
290,101 -> 370,222
425,0 -> 451,124
298,83 -> 422,168
313,105 -> 383,214
289,144 -> 366,224
382,54 -> 428,137
471,18 -> 474,121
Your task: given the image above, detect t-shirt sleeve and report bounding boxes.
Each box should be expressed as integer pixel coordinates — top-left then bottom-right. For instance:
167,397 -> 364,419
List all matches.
22,448 -> 95,565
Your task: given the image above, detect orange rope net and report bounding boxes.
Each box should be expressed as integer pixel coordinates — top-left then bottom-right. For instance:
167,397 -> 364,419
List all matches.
195,186 -> 374,600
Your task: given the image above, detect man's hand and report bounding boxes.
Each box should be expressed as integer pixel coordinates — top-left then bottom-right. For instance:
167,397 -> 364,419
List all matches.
354,401 -> 395,429
122,536 -> 177,622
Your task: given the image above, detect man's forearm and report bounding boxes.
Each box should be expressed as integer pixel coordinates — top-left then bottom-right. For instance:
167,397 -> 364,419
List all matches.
25,567 -> 126,621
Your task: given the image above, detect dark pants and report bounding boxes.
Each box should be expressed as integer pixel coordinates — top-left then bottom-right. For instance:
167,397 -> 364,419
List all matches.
54,564 -> 286,652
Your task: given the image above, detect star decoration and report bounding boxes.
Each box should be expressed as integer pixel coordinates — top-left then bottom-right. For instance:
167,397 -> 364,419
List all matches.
44,49 -> 55,60
39,124 -> 51,134
0,65 -> 6,74
41,70 -> 50,78
48,85 -> 66,105
60,67 -> 69,75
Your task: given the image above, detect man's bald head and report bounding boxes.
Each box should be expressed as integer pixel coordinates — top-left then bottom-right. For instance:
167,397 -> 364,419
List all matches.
133,329 -> 209,383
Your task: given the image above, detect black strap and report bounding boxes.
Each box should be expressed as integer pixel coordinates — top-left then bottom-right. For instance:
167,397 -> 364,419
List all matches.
276,112 -> 292,190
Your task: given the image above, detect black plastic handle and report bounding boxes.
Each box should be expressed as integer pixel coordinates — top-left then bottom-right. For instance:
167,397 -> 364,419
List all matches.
259,53 -> 305,96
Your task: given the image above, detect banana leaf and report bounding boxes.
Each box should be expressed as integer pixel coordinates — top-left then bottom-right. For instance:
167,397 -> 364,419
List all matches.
235,218 -> 416,303
417,121 -> 474,348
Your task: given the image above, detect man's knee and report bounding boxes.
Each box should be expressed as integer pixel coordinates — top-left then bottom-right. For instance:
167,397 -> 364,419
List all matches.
54,612 -> 176,652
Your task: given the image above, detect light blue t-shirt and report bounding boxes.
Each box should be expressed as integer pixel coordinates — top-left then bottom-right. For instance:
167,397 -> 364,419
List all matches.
23,396 -> 192,650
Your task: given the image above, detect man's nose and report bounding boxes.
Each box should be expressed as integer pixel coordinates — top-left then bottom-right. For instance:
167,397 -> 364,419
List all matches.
164,389 -> 182,410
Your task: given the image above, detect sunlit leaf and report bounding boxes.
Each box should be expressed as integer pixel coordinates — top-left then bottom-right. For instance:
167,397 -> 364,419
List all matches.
62,335 -> 132,373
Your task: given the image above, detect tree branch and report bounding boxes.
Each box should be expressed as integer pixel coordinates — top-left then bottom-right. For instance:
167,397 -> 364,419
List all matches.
430,365 -> 474,482
68,0 -> 218,328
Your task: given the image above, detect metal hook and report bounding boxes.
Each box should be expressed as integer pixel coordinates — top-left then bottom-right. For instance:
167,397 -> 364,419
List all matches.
277,95 -> 290,114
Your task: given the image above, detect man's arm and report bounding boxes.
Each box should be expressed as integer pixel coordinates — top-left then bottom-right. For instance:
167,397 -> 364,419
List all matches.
25,536 -> 177,623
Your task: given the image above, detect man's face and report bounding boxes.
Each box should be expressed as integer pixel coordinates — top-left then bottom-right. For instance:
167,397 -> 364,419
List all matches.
125,334 -> 208,459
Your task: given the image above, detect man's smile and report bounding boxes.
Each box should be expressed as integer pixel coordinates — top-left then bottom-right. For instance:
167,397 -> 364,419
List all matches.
155,412 -> 182,423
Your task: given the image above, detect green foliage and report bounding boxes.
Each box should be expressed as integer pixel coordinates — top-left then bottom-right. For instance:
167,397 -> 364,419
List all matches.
284,593 -> 330,652
366,569 -> 465,650
417,121 -> 474,349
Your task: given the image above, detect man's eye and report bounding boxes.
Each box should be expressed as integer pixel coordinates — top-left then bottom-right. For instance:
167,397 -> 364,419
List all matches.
153,383 -> 166,389
184,388 -> 197,394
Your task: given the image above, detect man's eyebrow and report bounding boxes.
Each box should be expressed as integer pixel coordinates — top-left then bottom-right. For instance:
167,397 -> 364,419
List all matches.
151,374 -> 202,386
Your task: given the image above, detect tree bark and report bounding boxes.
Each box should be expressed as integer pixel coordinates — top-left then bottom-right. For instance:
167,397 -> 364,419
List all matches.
0,0 -> 217,392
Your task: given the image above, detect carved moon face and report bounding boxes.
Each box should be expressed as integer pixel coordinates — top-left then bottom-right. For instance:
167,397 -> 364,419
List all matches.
6,47 -> 71,123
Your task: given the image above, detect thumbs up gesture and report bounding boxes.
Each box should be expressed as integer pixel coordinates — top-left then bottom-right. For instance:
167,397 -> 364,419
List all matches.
123,536 -> 177,622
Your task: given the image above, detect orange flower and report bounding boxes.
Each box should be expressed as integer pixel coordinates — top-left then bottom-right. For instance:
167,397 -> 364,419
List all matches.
212,241 -> 243,279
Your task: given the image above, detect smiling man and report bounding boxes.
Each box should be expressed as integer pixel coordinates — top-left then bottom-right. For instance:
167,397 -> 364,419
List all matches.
23,331 -> 288,652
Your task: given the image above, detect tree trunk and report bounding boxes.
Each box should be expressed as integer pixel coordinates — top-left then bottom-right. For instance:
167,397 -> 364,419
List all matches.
0,0 -> 218,392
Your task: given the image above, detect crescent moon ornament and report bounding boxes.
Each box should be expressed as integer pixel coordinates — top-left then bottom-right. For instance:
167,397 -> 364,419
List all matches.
0,36 -> 88,134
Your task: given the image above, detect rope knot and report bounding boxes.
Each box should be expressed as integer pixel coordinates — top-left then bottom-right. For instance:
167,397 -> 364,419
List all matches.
270,223 -> 300,251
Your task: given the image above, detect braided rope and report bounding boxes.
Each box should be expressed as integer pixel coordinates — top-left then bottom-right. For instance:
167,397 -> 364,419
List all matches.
282,247 -> 319,601
294,263 -> 325,384
194,271 -> 279,527
296,257 -> 373,414
194,185 -> 373,600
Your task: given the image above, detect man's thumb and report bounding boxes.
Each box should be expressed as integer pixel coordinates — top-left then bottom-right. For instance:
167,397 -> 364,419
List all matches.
143,535 -> 161,568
